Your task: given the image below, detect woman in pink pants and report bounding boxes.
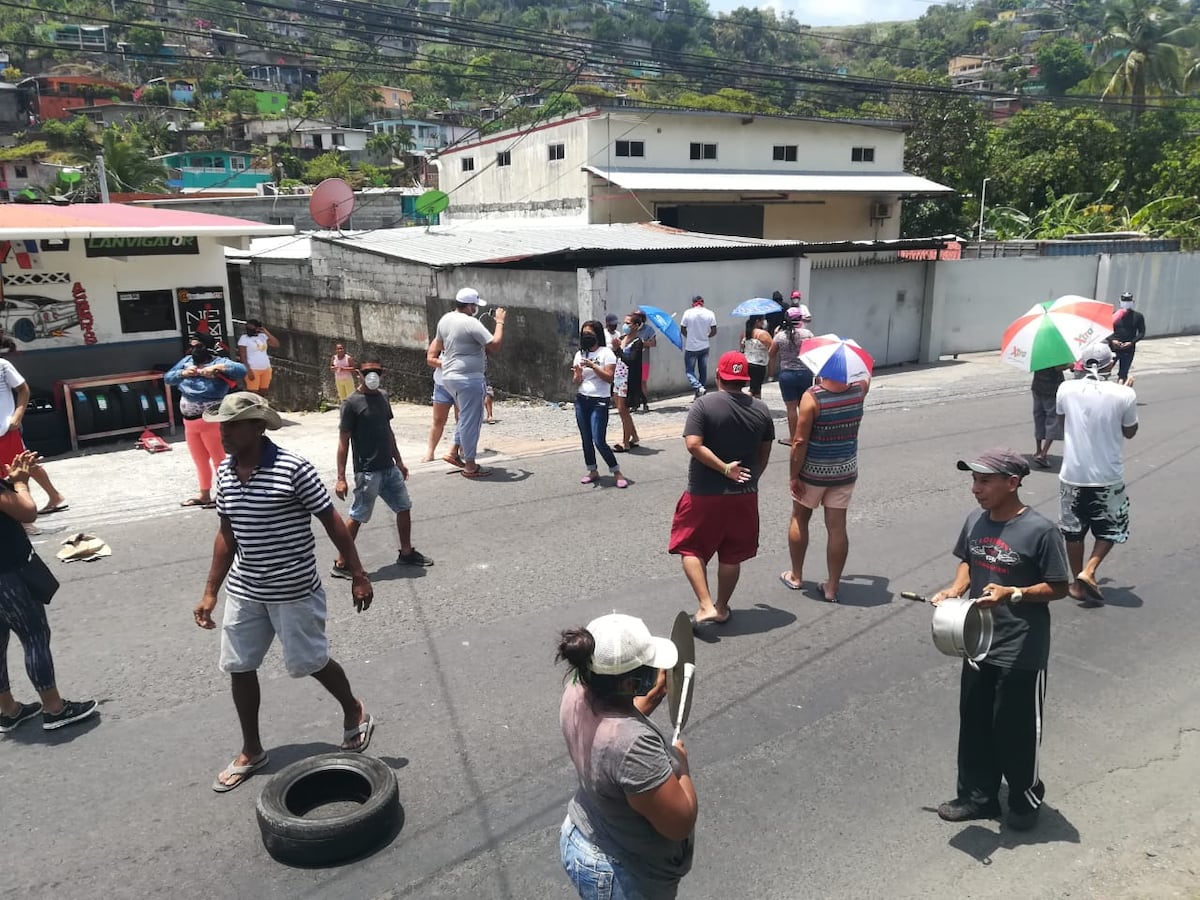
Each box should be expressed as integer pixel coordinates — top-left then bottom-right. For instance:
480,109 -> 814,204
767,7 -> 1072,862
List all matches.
164,333 -> 247,507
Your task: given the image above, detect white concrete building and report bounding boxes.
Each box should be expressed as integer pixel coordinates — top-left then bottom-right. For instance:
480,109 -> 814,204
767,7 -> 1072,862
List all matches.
431,105 -> 952,241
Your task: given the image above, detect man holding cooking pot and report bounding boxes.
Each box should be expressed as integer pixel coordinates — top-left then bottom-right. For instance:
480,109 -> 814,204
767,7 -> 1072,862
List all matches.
930,448 -> 1070,831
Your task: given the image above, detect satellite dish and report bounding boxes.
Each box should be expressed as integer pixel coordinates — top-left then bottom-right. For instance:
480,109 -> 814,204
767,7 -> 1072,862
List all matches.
309,178 -> 355,230
414,189 -> 449,219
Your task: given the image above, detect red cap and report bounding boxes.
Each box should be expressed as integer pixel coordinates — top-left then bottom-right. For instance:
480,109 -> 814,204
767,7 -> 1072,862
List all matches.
790,290 -> 802,299
717,351 -> 751,382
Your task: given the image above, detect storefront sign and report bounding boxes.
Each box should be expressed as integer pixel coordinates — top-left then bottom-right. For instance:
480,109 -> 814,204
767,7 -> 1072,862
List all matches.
177,286 -> 229,352
84,236 -> 199,257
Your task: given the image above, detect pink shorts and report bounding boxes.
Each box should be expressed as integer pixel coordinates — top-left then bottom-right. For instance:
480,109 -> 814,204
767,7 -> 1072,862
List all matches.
794,481 -> 855,510
668,492 -> 760,565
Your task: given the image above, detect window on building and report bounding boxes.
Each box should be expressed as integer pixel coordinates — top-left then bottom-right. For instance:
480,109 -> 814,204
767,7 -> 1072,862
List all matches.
230,156 -> 246,171
116,289 -> 176,334
332,133 -> 345,146
497,150 -> 511,167
461,156 -> 475,172
615,140 -> 644,158
689,142 -> 717,160
851,146 -> 875,163
14,165 -> 28,178
773,144 -> 798,162
548,142 -> 565,162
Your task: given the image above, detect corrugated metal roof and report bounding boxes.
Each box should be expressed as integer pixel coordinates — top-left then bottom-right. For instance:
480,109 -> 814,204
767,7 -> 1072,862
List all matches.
320,222 -> 802,266
0,204 -> 293,240
585,167 -> 953,195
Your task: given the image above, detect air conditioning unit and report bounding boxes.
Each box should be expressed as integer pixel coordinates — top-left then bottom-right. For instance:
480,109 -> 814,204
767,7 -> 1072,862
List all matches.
256,182 -> 278,197
871,201 -> 892,220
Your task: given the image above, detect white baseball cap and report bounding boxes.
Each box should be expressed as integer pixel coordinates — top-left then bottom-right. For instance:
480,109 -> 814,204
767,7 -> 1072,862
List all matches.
455,287 -> 487,307
586,613 -> 678,675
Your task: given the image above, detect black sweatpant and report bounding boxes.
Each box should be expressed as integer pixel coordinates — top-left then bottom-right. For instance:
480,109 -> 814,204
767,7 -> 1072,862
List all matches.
956,660 -> 1046,815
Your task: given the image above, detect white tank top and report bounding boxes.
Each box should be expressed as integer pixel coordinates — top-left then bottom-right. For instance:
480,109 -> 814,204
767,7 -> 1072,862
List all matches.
743,337 -> 769,366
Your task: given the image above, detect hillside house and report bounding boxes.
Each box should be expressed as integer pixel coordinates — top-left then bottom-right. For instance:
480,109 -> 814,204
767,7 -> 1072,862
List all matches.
156,150 -> 273,193
431,105 -> 951,241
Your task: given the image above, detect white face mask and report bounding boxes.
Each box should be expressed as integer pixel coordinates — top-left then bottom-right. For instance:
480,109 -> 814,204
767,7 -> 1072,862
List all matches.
362,372 -> 382,390
1120,300 -> 1134,309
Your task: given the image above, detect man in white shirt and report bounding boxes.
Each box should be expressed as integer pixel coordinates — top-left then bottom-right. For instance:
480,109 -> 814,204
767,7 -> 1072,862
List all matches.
0,346 -> 69,514
1055,342 -> 1138,606
237,319 -> 279,396
680,295 -> 717,398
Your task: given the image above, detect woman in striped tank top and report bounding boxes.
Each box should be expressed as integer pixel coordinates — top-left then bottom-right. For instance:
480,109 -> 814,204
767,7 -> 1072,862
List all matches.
780,376 -> 870,602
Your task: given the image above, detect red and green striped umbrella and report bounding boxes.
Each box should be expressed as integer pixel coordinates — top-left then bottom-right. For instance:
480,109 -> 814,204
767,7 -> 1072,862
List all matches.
1000,295 -> 1114,372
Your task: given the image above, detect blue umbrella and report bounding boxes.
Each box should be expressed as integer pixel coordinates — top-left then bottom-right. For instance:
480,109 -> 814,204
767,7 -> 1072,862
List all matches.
730,297 -> 783,318
638,305 -> 683,350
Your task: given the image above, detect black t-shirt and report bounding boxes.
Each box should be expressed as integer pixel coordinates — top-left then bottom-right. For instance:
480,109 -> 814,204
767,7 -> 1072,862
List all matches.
1110,309 -> 1146,344
339,390 -> 396,473
683,390 -> 775,495
953,507 -> 1070,670
0,480 -> 33,573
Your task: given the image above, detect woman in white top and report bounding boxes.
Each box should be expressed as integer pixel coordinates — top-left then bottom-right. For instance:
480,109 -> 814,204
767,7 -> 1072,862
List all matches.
739,315 -> 773,398
572,320 -> 628,488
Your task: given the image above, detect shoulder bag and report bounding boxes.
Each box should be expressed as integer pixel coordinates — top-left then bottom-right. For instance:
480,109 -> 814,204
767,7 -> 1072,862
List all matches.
19,550 -> 60,605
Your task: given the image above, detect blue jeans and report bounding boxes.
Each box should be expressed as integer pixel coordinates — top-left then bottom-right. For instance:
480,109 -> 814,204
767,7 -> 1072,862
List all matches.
575,394 -> 618,472
441,373 -> 486,463
560,818 -> 664,900
683,349 -> 708,391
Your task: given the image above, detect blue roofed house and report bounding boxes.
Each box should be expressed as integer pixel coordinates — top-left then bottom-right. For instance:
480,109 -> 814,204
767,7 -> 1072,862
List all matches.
155,150 -> 272,193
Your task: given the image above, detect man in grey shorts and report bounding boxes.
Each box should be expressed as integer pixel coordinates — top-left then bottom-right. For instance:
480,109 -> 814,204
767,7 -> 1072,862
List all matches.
1055,343 -> 1138,605
193,392 -> 376,793
333,355 -> 433,575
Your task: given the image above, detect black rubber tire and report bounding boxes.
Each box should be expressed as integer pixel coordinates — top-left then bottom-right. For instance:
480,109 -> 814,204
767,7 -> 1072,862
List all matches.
112,384 -> 144,429
69,388 -> 94,435
255,753 -> 401,868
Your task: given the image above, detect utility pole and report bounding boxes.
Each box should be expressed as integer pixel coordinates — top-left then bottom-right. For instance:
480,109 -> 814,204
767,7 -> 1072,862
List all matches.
96,154 -> 110,203
977,176 -> 990,241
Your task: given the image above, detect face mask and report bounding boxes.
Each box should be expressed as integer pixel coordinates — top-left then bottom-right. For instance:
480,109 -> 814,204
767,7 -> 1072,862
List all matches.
620,324 -> 631,335
1120,301 -> 1134,309
581,333 -> 598,351
191,346 -> 212,364
362,371 -> 382,390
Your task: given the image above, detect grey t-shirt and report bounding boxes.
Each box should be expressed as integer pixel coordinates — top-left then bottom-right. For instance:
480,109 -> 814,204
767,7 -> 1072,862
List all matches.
684,390 -> 775,495
561,682 -> 693,893
436,310 -> 493,378
952,507 -> 1070,670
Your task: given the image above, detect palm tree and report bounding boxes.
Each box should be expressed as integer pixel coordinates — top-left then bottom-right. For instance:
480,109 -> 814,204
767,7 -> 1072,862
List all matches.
101,128 -> 167,194
1091,0 -> 1198,119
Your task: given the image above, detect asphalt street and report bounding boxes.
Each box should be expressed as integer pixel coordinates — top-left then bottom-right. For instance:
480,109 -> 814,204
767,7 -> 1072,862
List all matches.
3,345 -> 1199,899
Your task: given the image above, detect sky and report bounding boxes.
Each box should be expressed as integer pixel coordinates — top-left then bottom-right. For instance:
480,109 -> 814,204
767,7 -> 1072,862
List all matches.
706,0 -> 943,27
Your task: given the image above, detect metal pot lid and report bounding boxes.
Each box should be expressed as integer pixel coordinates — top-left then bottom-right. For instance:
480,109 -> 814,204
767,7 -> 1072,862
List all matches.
667,611 -> 696,729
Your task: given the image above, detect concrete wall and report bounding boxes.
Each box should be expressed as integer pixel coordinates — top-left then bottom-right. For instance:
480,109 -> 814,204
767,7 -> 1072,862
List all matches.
1097,251 -> 1200,336
925,255 -> 1097,358
136,193 -> 414,231
807,260 -> 928,365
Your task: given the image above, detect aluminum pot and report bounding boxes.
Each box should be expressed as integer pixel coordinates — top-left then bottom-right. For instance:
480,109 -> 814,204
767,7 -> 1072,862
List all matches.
931,597 -> 993,662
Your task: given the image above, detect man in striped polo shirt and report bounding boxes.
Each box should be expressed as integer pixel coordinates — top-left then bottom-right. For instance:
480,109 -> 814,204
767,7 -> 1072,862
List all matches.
781,373 -> 870,602
193,392 -> 376,793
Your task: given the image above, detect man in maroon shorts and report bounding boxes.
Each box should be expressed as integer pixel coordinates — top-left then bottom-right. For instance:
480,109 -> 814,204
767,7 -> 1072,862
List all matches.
669,351 -> 774,632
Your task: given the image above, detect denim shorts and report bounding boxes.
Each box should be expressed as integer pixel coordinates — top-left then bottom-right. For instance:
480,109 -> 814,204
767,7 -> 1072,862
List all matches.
560,818 -> 665,900
219,588 -> 329,677
778,368 -> 814,402
432,383 -> 454,405
348,466 -> 412,523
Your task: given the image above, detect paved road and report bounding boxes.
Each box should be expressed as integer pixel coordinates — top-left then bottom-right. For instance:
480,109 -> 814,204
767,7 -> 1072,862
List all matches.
4,344 -> 1199,899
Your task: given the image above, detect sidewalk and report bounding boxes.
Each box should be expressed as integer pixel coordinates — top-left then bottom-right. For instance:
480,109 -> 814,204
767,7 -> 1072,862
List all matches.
24,335 -> 1200,533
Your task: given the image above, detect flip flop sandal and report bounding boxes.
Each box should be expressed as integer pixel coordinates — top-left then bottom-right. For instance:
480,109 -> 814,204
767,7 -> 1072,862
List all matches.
39,504 -> 70,515
212,752 -> 269,793
613,444 -> 628,452
615,478 -> 629,489
461,467 -> 492,479
779,572 -> 803,591
442,453 -> 466,469
342,714 -> 376,753
580,473 -> 599,485
816,582 -> 839,603
1076,575 -> 1105,603
181,498 -> 216,508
